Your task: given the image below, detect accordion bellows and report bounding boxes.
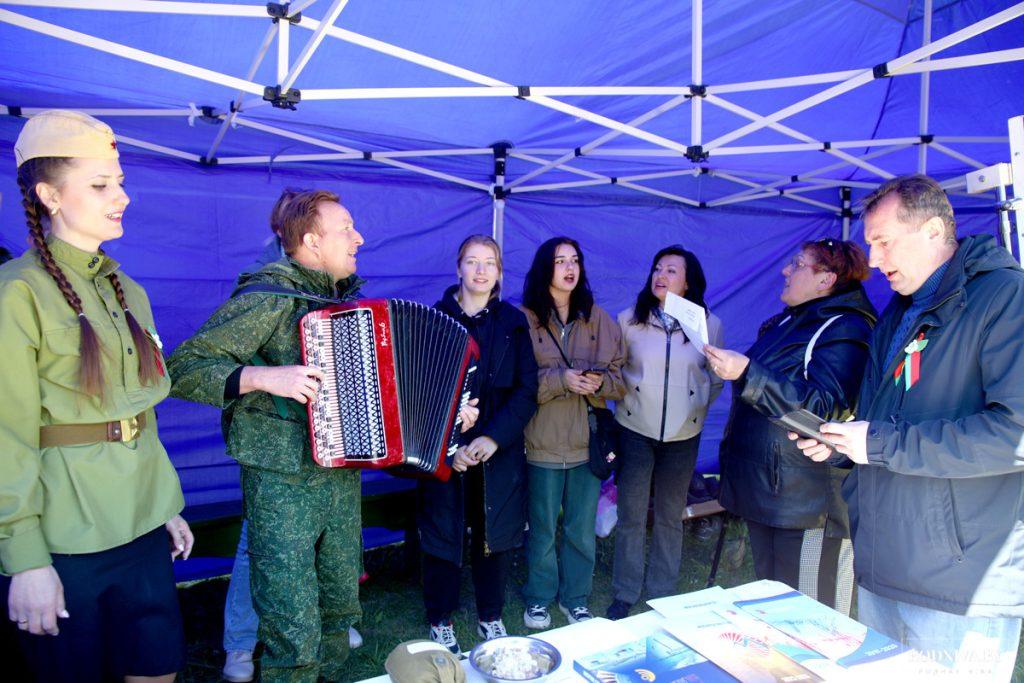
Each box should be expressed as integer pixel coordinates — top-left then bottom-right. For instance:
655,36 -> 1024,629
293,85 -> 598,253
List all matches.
300,299 -> 479,482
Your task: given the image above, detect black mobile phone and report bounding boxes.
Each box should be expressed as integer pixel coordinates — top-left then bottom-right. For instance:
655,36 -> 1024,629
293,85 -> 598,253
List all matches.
583,367 -> 606,377
768,409 -> 840,450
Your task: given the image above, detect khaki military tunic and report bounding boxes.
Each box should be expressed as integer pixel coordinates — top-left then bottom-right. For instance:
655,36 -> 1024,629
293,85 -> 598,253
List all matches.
0,238 -> 184,575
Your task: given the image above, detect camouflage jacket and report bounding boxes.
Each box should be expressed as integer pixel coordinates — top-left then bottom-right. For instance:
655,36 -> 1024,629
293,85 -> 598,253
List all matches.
168,258 -> 363,474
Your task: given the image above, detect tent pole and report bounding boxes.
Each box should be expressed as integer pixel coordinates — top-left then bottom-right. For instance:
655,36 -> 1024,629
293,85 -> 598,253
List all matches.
1009,116 -> 1024,266
205,23 -> 278,162
0,0 -> 266,17
930,142 -> 986,170
507,95 -> 688,188
704,2 -> 1024,150
492,198 -> 505,250
841,187 -> 852,240
918,0 -> 933,174
691,0 -> 702,147
281,0 -> 351,91
0,9 -> 264,94
277,12 -> 290,83
707,94 -> 896,178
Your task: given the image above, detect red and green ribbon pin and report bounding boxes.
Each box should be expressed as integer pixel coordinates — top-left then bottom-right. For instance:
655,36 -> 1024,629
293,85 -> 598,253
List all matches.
893,332 -> 928,391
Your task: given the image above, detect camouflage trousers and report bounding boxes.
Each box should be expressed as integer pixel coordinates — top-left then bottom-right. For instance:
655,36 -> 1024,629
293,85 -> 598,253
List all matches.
241,464 -> 362,683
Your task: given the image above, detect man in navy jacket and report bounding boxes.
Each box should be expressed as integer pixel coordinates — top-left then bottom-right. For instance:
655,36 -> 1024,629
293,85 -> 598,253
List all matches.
797,175 -> 1024,680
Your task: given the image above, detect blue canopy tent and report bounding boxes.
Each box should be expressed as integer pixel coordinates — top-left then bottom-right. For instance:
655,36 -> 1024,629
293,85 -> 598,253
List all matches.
0,0 -> 1022,523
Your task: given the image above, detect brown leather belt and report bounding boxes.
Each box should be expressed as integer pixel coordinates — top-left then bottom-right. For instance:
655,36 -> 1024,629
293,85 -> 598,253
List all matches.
39,413 -> 147,448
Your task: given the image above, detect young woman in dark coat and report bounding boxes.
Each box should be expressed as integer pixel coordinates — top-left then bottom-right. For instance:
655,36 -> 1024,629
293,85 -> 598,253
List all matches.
705,238 -> 876,615
418,235 -> 538,656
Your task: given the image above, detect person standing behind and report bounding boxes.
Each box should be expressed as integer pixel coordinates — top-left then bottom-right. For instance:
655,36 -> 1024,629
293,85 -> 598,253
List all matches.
520,237 -> 626,629
168,190 -> 365,683
795,175 -> 1024,680
706,239 -> 875,614
606,246 -> 724,620
419,235 -> 537,655
1,110 -> 192,682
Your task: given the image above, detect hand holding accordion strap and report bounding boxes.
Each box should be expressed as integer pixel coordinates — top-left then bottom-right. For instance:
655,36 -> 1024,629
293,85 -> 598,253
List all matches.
542,325 -> 619,480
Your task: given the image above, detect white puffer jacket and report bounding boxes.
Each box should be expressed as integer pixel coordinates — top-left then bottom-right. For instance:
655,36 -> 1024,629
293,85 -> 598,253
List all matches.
615,308 -> 724,442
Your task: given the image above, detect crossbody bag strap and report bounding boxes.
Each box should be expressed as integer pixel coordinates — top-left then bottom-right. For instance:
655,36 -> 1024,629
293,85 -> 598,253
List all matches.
803,314 -> 842,380
543,322 -> 598,410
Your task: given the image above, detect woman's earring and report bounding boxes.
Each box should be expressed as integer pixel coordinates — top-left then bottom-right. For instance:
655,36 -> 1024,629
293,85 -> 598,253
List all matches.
50,207 -> 59,216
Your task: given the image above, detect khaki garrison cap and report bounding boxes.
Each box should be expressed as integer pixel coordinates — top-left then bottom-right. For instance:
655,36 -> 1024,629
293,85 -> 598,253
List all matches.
14,110 -> 119,167
385,640 -> 466,683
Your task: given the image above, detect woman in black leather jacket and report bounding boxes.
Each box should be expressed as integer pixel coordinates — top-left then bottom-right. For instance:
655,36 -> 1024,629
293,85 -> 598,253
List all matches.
706,238 -> 875,614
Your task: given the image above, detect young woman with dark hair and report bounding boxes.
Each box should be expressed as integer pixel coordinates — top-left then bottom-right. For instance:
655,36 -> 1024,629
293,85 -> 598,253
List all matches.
0,110 -> 191,682
606,245 -> 724,620
520,237 -> 626,629
418,235 -> 537,655
706,238 -> 876,615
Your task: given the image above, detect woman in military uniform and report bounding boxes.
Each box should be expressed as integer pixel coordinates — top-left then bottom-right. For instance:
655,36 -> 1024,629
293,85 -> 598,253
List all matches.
0,110 -> 192,683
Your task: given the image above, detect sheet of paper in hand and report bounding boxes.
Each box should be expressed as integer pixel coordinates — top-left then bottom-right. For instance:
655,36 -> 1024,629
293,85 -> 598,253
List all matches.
664,291 -> 709,354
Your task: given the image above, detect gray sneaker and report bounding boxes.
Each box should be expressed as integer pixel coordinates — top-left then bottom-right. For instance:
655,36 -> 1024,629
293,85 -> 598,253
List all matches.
523,604 -> 551,629
477,618 -> 508,639
559,604 -> 594,624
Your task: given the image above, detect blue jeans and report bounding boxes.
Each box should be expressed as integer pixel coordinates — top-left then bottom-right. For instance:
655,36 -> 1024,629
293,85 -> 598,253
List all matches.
858,586 -> 1021,681
611,428 -> 698,603
223,520 -> 258,653
523,463 -> 601,610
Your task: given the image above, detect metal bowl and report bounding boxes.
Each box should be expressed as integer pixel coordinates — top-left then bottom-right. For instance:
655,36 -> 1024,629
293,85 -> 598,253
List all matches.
468,636 -> 562,683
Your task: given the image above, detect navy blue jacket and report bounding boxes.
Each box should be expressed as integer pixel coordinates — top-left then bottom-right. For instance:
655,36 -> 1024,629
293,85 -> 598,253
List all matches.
719,286 -> 876,533
416,287 -> 538,564
848,235 -> 1024,617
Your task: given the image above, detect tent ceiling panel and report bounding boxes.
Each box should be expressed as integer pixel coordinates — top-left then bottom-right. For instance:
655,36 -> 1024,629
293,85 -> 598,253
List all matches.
0,0 -> 1021,210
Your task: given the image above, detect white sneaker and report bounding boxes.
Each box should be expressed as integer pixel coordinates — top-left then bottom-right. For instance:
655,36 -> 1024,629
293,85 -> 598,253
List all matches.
428,620 -> 462,656
559,604 -> 594,624
477,618 -> 508,639
349,626 -> 363,649
222,650 -> 254,683
523,604 -> 551,629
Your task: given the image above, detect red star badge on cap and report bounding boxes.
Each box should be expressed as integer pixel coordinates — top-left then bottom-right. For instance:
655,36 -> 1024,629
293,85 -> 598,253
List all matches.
110,141 -> 117,150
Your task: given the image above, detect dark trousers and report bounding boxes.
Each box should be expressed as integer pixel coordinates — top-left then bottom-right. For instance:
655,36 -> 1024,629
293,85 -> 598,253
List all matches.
611,427 -> 699,604
746,518 -> 851,613
422,546 -> 511,624
422,465 -> 510,624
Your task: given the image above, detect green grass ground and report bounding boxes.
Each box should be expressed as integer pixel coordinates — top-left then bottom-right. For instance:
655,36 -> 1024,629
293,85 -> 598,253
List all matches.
177,517 -> 754,682
173,517 -> 1024,682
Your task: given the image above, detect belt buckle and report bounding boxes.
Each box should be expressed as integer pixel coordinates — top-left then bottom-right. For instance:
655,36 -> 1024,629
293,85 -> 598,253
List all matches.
118,416 -> 140,442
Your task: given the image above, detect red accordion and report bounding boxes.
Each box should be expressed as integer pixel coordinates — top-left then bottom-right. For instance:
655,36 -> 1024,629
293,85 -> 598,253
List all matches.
299,299 -> 479,481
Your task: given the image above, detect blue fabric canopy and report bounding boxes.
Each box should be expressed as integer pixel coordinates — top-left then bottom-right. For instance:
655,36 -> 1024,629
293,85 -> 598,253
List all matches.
0,0 -> 1020,508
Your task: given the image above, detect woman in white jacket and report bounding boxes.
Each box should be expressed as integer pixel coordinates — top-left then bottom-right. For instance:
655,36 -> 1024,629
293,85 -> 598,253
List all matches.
606,245 -> 723,620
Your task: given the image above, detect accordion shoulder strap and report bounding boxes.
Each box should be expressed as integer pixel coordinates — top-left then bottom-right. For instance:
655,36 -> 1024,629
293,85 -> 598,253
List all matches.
232,282 -> 343,305
230,282 -> 337,422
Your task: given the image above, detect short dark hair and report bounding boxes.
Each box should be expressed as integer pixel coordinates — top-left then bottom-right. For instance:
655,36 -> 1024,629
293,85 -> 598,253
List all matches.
631,245 -> 709,325
522,236 -> 594,326
277,189 -> 341,255
862,174 -> 956,242
0,246 -> 12,265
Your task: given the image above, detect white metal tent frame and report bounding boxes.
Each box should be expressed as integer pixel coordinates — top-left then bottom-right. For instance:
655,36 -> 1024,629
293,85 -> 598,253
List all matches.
2,0 -> 1023,242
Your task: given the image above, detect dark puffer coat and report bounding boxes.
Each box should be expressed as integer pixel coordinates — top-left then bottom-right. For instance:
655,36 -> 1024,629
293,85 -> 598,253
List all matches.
719,286 -> 877,533
416,286 -> 538,565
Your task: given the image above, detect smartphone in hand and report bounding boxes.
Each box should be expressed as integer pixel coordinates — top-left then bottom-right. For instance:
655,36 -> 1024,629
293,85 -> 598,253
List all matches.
768,409 -> 840,450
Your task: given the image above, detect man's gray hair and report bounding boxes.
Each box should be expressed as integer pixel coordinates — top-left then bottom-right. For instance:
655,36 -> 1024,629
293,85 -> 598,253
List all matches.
862,174 -> 957,242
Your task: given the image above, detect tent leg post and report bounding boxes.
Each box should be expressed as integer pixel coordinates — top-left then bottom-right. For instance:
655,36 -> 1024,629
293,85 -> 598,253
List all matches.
492,197 -> 506,251
841,186 -> 852,240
